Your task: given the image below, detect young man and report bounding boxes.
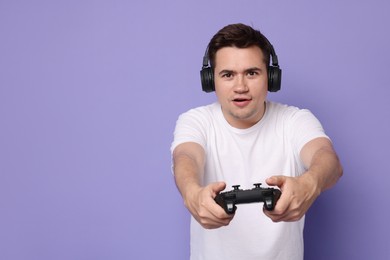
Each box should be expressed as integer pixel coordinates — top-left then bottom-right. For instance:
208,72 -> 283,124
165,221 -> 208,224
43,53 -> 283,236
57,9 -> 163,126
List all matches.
171,23 -> 342,260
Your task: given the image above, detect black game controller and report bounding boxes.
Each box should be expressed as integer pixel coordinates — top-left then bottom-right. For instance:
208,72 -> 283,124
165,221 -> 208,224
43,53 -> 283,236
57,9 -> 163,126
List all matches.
214,183 -> 282,214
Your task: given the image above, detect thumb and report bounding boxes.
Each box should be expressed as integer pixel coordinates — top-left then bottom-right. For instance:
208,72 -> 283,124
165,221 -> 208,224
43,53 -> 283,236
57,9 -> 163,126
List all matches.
210,181 -> 227,194
266,175 -> 286,188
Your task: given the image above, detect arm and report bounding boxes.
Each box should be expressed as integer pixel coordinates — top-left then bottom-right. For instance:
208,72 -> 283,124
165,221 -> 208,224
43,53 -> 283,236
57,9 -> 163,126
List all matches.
172,142 -> 234,229
265,137 -> 343,222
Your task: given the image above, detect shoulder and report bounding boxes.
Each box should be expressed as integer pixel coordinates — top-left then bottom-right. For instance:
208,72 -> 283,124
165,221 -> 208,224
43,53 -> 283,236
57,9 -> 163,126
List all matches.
177,103 -> 219,125
181,102 -> 218,116
266,101 -> 324,140
268,101 -> 328,151
267,101 -> 315,122
171,103 -> 219,153
268,101 -> 301,114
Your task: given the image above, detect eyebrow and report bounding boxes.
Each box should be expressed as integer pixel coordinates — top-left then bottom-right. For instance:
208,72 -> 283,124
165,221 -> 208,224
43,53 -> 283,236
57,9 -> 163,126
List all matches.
245,67 -> 262,73
218,67 -> 262,76
218,69 -> 234,76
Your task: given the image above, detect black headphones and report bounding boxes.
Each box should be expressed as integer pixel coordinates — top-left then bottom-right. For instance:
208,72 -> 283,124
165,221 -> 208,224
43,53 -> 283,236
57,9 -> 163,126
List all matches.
200,39 -> 282,93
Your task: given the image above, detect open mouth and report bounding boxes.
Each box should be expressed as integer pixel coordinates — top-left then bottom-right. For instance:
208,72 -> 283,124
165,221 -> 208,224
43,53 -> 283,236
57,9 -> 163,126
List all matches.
232,98 -> 251,107
233,98 -> 249,102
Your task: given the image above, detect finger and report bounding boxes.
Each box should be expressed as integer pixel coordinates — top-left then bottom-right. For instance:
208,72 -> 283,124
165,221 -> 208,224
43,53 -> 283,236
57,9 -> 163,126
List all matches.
199,207 -> 234,228
208,196 -> 235,221
199,188 -> 234,226
210,181 -> 227,195
266,175 -> 286,188
263,204 -> 291,222
264,196 -> 307,222
263,192 -> 290,222
267,209 -> 303,222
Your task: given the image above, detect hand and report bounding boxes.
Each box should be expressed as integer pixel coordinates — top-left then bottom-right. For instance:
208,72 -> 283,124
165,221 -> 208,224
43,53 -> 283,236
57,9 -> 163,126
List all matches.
183,182 -> 234,229
263,174 -> 321,222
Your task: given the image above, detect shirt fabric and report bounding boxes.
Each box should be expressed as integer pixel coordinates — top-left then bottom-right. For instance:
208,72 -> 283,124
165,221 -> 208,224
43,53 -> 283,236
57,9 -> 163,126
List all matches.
171,101 -> 329,260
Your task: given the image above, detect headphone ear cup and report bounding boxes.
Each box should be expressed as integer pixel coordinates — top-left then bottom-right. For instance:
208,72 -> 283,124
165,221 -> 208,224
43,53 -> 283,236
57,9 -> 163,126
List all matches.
200,67 -> 215,93
268,66 -> 282,92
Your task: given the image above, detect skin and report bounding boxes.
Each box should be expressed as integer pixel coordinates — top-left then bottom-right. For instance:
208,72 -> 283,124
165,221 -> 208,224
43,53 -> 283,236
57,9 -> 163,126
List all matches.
173,46 -> 343,229
214,46 -> 268,129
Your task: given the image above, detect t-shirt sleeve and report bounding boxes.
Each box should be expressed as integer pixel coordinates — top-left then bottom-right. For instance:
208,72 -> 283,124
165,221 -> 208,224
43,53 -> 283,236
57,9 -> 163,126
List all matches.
170,108 -> 208,154
288,108 -> 330,155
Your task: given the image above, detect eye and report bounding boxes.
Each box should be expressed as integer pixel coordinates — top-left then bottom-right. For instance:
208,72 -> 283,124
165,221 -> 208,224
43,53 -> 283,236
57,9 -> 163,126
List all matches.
222,72 -> 233,78
247,70 -> 258,76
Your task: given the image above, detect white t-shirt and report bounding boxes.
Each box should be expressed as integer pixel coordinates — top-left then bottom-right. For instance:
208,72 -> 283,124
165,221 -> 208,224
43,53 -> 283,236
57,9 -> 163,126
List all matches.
171,101 -> 329,260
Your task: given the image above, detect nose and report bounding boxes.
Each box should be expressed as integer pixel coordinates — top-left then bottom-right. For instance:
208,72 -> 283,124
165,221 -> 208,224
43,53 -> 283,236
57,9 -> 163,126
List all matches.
234,75 -> 249,93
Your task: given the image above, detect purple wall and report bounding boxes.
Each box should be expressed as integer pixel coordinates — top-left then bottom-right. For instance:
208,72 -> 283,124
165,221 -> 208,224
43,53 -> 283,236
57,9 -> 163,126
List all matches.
1,1 -> 389,259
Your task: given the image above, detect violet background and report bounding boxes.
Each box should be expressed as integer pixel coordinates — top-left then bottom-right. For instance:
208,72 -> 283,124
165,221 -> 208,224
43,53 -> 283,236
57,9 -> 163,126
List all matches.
1,0 -> 389,259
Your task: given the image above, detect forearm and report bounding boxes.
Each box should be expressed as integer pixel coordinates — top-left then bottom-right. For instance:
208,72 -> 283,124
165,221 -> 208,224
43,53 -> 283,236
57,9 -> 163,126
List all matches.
265,141 -> 343,222
173,154 -> 203,200
172,143 -> 205,202
302,145 -> 343,194
172,144 -> 233,228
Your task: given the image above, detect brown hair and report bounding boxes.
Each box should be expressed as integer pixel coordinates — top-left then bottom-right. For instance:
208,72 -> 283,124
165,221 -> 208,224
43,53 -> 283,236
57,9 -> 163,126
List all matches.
207,23 -> 272,70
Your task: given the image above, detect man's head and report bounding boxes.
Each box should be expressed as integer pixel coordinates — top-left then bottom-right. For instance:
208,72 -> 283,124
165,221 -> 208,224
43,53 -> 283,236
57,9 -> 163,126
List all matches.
201,23 -> 281,93
200,23 -> 281,129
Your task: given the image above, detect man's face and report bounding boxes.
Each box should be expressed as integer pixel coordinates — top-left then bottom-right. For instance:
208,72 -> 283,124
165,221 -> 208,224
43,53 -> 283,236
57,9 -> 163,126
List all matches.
214,46 -> 268,129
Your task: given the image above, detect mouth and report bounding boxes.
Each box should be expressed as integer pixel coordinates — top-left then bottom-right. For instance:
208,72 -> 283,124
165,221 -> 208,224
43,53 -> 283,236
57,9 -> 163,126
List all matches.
233,98 -> 250,102
232,97 -> 252,107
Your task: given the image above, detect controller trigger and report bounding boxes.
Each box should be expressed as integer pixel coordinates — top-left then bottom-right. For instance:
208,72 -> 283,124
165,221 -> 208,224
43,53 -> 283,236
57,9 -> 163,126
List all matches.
226,202 -> 234,213
264,198 -> 273,210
